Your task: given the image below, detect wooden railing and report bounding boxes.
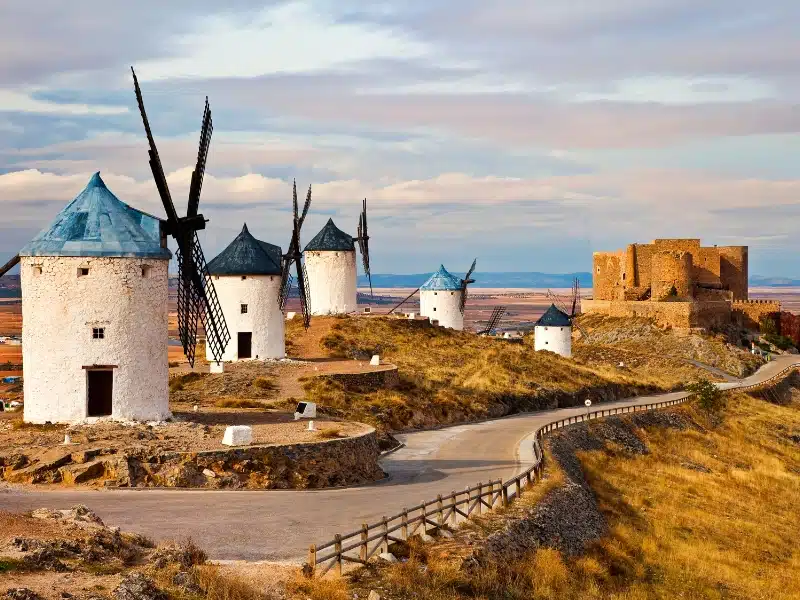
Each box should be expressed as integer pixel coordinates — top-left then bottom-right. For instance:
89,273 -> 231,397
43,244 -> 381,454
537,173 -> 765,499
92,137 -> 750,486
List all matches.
306,362 -> 800,577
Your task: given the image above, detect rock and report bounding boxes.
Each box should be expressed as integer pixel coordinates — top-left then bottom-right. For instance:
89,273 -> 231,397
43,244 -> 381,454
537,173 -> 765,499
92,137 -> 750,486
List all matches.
149,542 -> 207,570
113,574 -> 167,600
418,533 -> 435,543
370,355 -> 380,366
59,460 -> 107,484
202,468 -> 216,478
171,571 -> 203,595
377,552 -> 398,563
21,548 -> 69,572
221,425 -> 253,447
438,529 -> 454,539
5,589 -> 44,600
7,449 -> 73,483
368,591 -> 382,600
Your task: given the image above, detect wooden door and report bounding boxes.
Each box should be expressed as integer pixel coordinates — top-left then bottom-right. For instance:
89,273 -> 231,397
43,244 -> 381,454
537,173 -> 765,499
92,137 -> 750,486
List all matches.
87,370 -> 113,416
238,332 -> 252,359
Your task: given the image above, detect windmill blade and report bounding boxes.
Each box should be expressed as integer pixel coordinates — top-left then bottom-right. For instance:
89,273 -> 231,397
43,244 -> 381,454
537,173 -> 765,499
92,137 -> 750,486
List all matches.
464,258 -> 477,283
478,306 -> 506,335
175,244 -> 201,366
295,257 -> 311,329
459,258 -> 477,315
387,287 -> 420,315
185,231 -> 230,365
0,254 -> 20,279
547,288 -> 572,315
187,97 -> 213,218
131,67 -> 180,227
298,185 -> 312,230
279,269 -> 293,310
357,201 -> 373,299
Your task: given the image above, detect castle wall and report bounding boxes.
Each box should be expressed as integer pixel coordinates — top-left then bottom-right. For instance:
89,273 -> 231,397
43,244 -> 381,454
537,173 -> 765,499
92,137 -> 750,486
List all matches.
731,300 -> 780,330
718,246 -> 748,300
583,299 -> 731,330
592,251 -> 624,300
694,247 -> 722,287
632,243 -> 654,291
205,274 -> 285,362
21,256 -> 170,424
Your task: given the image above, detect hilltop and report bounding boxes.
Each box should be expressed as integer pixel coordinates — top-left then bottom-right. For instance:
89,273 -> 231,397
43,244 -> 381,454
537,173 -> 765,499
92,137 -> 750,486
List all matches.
287,315 -> 758,432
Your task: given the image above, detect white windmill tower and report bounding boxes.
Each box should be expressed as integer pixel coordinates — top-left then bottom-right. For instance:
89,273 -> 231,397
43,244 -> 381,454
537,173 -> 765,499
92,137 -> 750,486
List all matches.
415,260 -> 476,331
206,224 -> 285,361
0,69 -> 231,423
303,200 -> 373,316
534,279 -> 585,358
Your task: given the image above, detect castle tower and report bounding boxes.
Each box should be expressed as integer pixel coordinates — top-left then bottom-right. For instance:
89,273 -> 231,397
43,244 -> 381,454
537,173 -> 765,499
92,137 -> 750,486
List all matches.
304,218 -> 357,315
651,250 -> 693,300
18,173 -> 171,423
206,224 -> 284,361
419,265 -> 465,330
533,304 -> 572,358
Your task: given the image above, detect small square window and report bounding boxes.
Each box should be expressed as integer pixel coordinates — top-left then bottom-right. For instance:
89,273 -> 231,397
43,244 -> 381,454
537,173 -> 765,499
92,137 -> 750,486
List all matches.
33,265 -> 42,276
241,304 -> 248,314
92,327 -> 105,339
433,307 -> 437,311
78,268 -> 89,277
241,275 -> 247,280
434,292 -> 437,295
141,265 -> 151,278
596,267 -> 600,273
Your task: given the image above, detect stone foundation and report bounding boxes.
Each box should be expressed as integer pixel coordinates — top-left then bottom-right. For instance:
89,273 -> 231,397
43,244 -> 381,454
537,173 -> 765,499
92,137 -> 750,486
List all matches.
321,365 -> 399,391
582,299 -> 731,330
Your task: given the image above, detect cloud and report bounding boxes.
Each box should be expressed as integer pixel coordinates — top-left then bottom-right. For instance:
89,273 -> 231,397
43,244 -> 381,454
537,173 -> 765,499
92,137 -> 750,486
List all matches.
0,89 -> 128,115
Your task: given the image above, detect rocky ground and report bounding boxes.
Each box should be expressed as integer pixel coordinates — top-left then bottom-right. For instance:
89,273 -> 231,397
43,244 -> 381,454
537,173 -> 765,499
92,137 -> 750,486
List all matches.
0,506 -> 226,600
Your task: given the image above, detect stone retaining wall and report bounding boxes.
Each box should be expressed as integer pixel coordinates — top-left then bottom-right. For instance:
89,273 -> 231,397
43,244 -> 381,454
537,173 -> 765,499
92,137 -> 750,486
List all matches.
2,429 -> 385,490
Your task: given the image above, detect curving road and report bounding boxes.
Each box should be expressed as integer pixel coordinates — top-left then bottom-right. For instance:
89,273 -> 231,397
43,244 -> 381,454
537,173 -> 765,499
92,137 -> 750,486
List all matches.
1,354 -> 796,562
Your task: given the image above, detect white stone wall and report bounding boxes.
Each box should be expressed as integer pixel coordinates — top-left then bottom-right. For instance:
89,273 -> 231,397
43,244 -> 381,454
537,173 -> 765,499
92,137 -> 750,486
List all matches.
533,325 -> 572,358
420,289 -> 464,330
20,256 -> 170,423
305,250 -> 357,315
205,274 -> 285,361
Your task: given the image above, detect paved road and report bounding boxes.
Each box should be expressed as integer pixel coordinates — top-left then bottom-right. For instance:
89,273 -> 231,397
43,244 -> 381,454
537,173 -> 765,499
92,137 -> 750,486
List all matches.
1,355 -> 796,562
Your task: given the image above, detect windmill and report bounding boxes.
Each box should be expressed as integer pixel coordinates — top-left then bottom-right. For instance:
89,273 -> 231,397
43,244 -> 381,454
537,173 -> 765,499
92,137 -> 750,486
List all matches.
353,198 -> 373,299
279,180 -> 313,329
131,67 -> 230,367
478,306 -> 506,335
546,277 -> 587,339
459,258 -> 477,314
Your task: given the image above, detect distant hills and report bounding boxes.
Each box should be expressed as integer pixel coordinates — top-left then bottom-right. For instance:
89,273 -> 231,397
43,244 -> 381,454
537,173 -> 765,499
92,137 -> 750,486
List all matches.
359,272 -> 593,289
749,276 -> 800,287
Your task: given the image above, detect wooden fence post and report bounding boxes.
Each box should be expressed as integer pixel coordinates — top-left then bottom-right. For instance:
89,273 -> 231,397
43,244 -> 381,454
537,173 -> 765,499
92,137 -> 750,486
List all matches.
477,482 -> 483,515
515,476 -> 522,499
465,486 -> 471,518
401,509 -> 408,540
334,534 -> 342,576
451,491 -> 458,527
308,545 -> 316,577
502,482 -> 509,508
381,517 -> 389,553
421,502 -> 428,533
360,523 -> 368,562
437,495 -> 444,528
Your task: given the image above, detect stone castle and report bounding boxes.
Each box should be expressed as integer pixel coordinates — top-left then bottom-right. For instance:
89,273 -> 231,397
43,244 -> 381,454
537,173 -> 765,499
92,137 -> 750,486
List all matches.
582,239 -> 779,330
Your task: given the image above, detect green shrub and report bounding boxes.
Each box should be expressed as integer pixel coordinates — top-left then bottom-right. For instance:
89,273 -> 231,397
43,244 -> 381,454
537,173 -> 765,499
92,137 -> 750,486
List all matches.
686,378 -> 726,415
764,333 -> 795,351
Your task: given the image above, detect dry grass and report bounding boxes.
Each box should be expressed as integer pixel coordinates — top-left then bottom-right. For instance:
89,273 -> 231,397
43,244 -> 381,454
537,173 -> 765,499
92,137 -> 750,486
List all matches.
252,377 -> 278,391
215,398 -> 265,409
316,426 -> 344,439
578,314 -> 762,377
296,316 -> 718,431
195,565 -> 275,600
307,393 -> 799,600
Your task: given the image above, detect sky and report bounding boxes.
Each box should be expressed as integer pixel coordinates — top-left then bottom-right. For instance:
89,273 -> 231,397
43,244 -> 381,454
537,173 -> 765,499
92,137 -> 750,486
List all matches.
1,0 -> 799,276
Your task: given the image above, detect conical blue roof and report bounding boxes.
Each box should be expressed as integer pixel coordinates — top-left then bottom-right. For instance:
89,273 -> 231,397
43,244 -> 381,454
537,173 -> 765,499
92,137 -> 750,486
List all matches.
207,224 -> 282,276
304,218 -> 354,252
420,265 -> 463,291
535,304 -> 572,327
19,172 -> 170,259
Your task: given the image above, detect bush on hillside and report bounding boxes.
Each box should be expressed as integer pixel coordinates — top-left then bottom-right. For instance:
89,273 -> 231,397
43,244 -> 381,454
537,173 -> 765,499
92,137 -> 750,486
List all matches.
764,333 -> 796,352
686,378 -> 726,415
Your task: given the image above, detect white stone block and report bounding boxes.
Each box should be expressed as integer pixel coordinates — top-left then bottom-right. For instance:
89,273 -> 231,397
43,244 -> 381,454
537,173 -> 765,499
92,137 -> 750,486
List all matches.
210,361 -> 224,373
286,311 -> 296,320
377,552 -> 398,563
370,354 -> 380,366
221,425 -> 253,446
406,312 -> 415,319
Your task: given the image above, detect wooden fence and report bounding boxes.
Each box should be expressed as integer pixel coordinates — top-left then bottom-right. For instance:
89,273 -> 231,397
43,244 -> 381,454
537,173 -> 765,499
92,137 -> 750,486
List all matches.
306,362 -> 800,577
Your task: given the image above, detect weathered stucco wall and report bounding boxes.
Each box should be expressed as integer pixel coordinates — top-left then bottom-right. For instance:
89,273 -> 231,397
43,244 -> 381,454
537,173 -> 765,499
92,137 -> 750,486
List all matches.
21,256 -> 170,423
719,246 -> 748,301
420,289 -> 464,330
205,274 -> 285,361
592,252 -> 624,301
305,250 -> 357,315
534,325 -> 572,358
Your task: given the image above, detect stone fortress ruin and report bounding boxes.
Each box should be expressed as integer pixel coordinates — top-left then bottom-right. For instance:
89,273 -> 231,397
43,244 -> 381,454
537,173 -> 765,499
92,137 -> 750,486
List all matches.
582,239 -> 779,330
